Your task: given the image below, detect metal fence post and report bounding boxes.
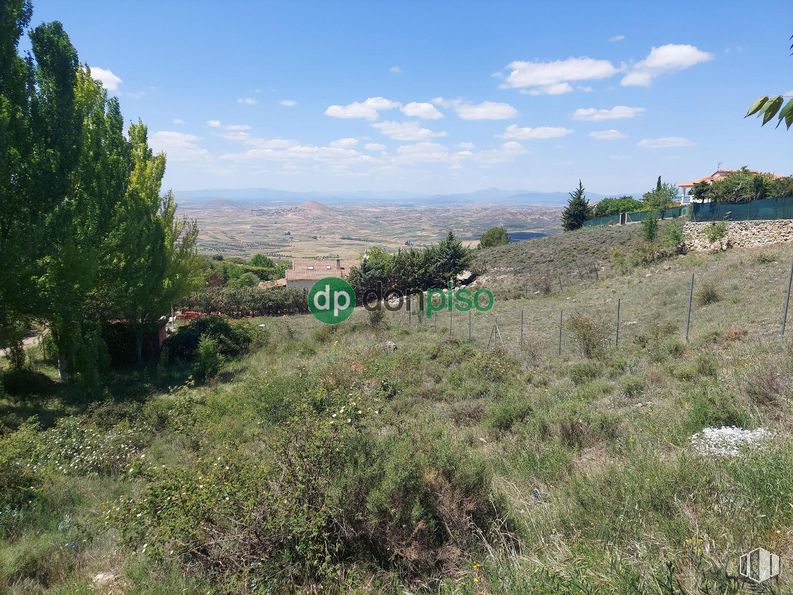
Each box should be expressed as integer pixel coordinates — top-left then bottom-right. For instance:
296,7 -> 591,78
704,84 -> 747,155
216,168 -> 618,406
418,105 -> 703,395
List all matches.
781,259 -> 793,336
558,310 -> 563,356
615,298 -> 621,347
449,307 -> 453,336
520,309 -> 524,343
468,310 -> 472,341
685,273 -> 694,343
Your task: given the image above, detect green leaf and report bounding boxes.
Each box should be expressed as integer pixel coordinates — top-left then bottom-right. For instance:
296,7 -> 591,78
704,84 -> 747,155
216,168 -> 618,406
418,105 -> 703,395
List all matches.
777,98 -> 793,129
761,96 -> 783,125
745,96 -> 769,117
786,109 -> 793,130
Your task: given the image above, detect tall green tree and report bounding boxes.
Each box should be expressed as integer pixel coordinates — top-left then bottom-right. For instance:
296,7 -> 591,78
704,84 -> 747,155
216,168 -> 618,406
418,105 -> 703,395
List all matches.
642,176 -> 678,214
561,180 -> 591,231
479,226 -> 510,248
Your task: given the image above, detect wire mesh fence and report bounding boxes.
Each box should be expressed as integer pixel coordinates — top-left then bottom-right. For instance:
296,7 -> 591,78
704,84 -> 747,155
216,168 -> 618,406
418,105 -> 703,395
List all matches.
364,258 -> 793,358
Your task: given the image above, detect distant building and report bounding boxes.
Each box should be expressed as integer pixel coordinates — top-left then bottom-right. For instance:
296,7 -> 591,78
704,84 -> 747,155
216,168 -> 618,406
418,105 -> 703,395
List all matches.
678,169 -> 786,204
285,257 -> 358,290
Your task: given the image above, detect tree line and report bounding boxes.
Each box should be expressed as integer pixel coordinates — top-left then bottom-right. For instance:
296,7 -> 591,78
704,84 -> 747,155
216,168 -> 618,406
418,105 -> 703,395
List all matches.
347,232 -> 472,300
1,0 -> 199,384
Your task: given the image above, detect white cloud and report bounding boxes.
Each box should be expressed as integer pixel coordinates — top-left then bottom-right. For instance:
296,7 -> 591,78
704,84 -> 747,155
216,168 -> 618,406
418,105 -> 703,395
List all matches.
150,131 -> 209,163
589,129 -> 626,140
364,143 -> 386,152
206,120 -> 221,128
325,96 -> 400,120
622,44 -> 713,86
279,99 -> 297,107
389,65 -> 401,73
434,98 -> 518,120
500,57 -> 618,92
783,89 -> 793,96
237,97 -> 258,105
499,124 -> 573,140
400,101 -> 444,119
609,35 -> 625,42
172,118 -> 184,125
525,82 -> 574,96
329,137 -> 359,148
573,106 -> 645,121
371,120 -> 446,141
89,66 -> 122,91
476,141 -> 527,164
637,136 -> 695,149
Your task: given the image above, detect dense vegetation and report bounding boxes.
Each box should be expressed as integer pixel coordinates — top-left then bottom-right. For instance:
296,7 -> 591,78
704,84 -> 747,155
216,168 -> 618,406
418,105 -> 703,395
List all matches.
0,1 -> 199,384
347,231 -> 472,300
692,168 -> 793,203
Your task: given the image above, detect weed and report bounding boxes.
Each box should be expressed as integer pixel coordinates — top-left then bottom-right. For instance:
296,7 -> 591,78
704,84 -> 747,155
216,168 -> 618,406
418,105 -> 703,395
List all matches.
566,313 -> 609,359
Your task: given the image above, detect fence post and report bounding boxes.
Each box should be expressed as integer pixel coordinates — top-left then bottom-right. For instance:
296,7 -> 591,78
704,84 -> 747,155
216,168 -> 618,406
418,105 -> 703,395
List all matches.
449,307 -> 453,337
520,309 -> 524,343
468,310 -> 472,341
781,259 -> 793,336
615,298 -> 621,347
558,310 -> 563,356
685,273 -> 694,343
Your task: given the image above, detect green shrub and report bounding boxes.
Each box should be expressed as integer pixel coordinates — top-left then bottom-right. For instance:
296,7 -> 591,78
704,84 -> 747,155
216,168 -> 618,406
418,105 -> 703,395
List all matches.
620,375 -> 645,399
640,215 -> 658,242
484,394 -> 533,432
368,308 -> 385,328
662,220 -> 685,250
0,422 -> 44,514
687,384 -> 752,431
194,336 -> 223,381
703,221 -> 728,245
566,313 -> 609,359
695,282 -> 720,306
568,361 -> 605,385
165,316 -> 256,361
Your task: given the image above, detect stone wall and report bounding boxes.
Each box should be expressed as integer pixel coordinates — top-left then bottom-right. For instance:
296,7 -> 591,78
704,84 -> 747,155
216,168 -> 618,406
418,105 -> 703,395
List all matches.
683,220 -> 793,252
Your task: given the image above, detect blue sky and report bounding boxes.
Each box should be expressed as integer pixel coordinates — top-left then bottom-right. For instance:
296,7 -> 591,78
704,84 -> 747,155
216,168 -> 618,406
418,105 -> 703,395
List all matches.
28,0 -> 793,196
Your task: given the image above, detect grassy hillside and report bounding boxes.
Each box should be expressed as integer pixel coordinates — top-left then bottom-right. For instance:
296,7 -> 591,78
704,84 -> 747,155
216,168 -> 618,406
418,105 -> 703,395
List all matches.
2,227 -> 793,592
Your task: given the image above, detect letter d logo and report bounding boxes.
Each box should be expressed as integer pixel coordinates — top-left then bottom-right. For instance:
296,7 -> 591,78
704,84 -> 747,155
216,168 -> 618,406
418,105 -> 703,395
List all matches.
308,277 -> 355,324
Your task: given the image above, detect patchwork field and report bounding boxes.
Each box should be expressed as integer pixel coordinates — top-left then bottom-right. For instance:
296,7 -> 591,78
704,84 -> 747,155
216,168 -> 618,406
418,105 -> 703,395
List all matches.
178,199 -> 562,259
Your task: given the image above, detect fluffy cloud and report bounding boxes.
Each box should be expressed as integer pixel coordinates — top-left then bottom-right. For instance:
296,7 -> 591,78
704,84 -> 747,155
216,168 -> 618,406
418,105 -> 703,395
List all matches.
499,124 -> 573,140
89,66 -> 122,91
622,44 -> 713,86
637,136 -> 695,149
237,97 -> 258,105
206,120 -> 221,128
609,35 -> 625,42
364,143 -> 386,152
589,129 -> 626,140
325,97 -> 400,120
329,137 -> 359,148
433,98 -> 518,120
389,65 -> 401,73
573,106 -> 645,121
172,118 -> 184,125
500,57 -> 618,94
371,120 -> 446,141
400,102 -> 444,119
150,131 -> 209,163
279,99 -> 297,107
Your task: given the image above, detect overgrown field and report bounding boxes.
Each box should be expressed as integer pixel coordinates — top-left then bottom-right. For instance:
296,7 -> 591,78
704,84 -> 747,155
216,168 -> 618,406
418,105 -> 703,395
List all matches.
2,228 -> 793,592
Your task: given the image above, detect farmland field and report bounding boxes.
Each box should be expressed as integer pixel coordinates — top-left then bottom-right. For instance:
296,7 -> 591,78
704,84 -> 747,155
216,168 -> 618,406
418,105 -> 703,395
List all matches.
178,199 -> 562,258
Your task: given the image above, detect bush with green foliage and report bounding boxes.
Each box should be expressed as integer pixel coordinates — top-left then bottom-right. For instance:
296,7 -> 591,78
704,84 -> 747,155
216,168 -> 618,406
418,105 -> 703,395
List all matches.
592,196 -> 644,217
662,220 -> 685,251
195,336 -> 223,381
164,316 -> 260,361
479,226 -> 510,248
566,313 -> 609,359
641,215 -> 658,242
703,221 -> 728,245
642,176 -> 679,213
178,287 -> 308,317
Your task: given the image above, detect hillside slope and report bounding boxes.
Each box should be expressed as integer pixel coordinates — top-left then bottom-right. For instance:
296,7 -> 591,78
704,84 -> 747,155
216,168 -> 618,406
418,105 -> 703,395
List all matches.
2,236 -> 793,591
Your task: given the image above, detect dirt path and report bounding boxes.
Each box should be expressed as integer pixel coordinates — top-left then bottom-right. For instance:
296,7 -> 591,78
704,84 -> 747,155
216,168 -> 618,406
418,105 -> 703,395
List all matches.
0,334 -> 41,358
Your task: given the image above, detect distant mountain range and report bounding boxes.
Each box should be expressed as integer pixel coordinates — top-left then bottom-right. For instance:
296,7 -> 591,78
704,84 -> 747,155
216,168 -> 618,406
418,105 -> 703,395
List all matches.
175,187 -> 608,208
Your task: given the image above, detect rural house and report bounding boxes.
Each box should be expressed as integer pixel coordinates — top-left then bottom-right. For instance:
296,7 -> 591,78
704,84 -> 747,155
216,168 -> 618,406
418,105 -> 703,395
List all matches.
678,169 -> 786,203
285,257 -> 358,290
